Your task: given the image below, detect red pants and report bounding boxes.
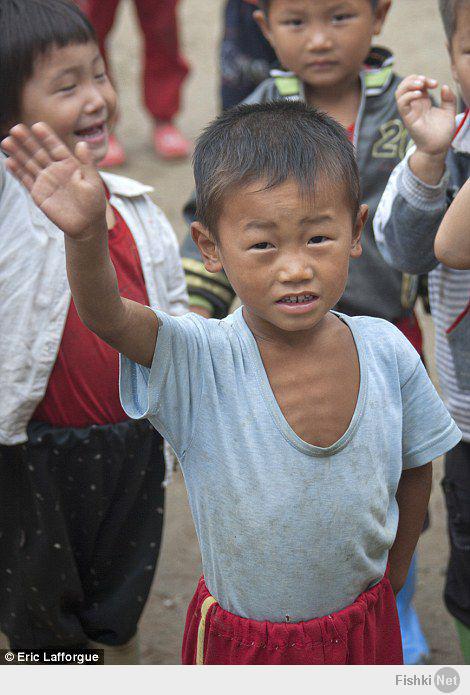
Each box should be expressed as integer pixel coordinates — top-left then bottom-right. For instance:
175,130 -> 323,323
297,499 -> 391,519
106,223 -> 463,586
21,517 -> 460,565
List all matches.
84,0 -> 189,121
182,575 -> 403,665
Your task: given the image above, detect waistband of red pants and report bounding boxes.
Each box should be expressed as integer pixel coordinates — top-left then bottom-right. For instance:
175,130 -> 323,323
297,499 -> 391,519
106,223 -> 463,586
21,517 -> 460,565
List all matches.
190,572 -> 392,657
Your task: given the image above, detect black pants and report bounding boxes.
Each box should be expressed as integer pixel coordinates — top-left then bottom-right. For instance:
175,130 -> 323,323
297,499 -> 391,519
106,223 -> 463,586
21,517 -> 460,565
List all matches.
442,440 -> 470,628
0,419 -> 165,649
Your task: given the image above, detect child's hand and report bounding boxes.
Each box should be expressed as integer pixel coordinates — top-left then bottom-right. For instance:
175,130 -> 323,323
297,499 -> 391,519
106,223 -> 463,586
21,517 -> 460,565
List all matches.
396,75 -> 457,157
1,122 -> 106,240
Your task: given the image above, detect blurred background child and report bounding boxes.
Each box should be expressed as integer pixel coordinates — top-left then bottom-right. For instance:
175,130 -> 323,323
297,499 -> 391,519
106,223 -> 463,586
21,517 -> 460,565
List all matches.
0,0 -> 187,664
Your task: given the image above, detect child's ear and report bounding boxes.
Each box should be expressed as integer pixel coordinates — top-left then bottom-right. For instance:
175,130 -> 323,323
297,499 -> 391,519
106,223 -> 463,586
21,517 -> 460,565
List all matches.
253,10 -> 274,47
372,0 -> 392,36
350,204 -> 368,258
191,221 -> 223,273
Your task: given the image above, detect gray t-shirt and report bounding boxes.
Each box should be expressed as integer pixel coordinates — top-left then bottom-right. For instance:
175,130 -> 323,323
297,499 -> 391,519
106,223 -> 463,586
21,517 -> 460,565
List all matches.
120,308 -> 461,622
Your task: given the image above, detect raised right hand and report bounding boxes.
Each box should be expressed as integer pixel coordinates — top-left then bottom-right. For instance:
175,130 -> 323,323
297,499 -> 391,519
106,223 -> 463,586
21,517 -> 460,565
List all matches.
1,122 -> 106,240
396,75 -> 457,156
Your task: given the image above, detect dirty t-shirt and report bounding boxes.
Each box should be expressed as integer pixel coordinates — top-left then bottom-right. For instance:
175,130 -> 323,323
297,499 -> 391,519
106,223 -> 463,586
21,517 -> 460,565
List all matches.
120,308 -> 461,622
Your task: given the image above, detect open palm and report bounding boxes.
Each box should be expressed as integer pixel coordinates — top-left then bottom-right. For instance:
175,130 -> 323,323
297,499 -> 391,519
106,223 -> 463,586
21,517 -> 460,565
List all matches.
396,77 -> 457,156
2,122 -> 106,239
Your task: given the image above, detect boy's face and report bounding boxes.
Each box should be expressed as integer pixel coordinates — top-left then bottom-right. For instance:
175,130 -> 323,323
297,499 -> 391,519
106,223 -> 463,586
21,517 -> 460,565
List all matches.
450,3 -> 470,107
20,41 -> 117,164
193,179 -> 366,338
255,0 -> 391,92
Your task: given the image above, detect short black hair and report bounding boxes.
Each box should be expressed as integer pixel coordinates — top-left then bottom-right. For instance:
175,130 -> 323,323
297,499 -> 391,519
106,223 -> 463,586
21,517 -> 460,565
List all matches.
193,101 -> 361,235
438,0 -> 470,41
0,0 -> 96,136
258,0 -> 380,13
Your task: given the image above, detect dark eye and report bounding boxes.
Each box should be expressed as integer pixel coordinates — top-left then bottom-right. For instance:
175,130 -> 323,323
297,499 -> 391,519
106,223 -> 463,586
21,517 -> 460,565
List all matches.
251,242 -> 273,250
59,84 -> 76,93
95,72 -> 106,81
283,18 -> 303,27
332,13 -> 354,23
308,236 -> 326,244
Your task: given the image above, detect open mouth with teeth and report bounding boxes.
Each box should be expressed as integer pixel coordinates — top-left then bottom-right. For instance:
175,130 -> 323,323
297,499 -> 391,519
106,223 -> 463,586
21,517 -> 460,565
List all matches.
277,294 -> 316,304
74,123 -> 107,142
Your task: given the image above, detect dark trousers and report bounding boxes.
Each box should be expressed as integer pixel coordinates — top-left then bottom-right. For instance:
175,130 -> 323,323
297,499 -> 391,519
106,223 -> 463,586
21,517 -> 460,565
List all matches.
0,419 -> 165,649
442,440 -> 470,628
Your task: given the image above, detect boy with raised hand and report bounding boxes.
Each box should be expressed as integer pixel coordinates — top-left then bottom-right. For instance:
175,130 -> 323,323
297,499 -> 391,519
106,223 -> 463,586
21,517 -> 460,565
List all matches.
374,0 -> 470,664
2,101 -> 460,665
180,1 -> 430,661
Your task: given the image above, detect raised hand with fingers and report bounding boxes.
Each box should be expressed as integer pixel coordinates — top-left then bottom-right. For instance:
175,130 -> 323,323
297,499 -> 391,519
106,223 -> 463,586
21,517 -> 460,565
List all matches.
1,122 -> 106,239
396,75 -> 457,157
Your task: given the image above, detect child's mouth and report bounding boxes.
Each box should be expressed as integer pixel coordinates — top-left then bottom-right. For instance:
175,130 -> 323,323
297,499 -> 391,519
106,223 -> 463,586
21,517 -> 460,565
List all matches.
277,294 -> 316,304
74,123 -> 107,144
276,294 -> 319,314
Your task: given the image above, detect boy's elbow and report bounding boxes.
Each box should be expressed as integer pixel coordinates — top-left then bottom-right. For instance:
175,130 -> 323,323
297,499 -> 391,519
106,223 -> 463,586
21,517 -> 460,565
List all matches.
80,310 -> 124,347
81,315 -> 114,343
434,236 -> 470,269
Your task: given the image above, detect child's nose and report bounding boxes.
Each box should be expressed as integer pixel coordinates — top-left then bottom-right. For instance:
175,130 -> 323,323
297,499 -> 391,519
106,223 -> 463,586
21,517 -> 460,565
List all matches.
278,258 -> 314,284
305,25 -> 334,52
84,85 -> 107,113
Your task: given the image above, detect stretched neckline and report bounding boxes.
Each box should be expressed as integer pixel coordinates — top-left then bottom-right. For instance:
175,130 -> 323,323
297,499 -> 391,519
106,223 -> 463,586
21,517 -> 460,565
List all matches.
232,307 -> 368,457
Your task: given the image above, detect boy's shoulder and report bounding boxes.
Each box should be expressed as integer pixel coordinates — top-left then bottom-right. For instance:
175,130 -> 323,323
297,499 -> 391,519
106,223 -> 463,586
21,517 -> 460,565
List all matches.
362,46 -> 400,97
339,313 -> 420,383
343,312 -> 413,347
242,75 -> 282,105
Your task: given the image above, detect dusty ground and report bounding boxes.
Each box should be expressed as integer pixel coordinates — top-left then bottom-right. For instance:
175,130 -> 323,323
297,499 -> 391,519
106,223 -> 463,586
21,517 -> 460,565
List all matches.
1,0 -> 464,665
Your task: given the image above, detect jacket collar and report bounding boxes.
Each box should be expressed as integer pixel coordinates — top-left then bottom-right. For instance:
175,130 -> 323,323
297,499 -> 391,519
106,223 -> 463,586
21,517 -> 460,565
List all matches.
99,170 -> 153,197
452,109 -> 470,155
270,46 -> 395,99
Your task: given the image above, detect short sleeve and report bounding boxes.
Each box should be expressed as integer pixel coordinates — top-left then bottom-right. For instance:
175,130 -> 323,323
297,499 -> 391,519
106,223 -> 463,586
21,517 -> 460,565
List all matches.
401,359 -> 462,469
119,309 -> 206,459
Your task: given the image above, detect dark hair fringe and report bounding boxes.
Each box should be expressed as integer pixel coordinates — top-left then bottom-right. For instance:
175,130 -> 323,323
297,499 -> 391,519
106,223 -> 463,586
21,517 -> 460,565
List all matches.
0,0 -> 96,137
193,101 -> 361,235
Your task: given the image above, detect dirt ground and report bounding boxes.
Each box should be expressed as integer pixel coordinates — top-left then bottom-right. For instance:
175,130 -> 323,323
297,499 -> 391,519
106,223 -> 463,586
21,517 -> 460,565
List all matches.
1,0 -> 464,665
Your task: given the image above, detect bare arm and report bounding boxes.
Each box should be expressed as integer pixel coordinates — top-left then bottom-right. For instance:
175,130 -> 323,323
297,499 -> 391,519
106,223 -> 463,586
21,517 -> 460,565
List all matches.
388,462 -> 432,594
1,123 -> 158,367
434,177 -> 470,269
